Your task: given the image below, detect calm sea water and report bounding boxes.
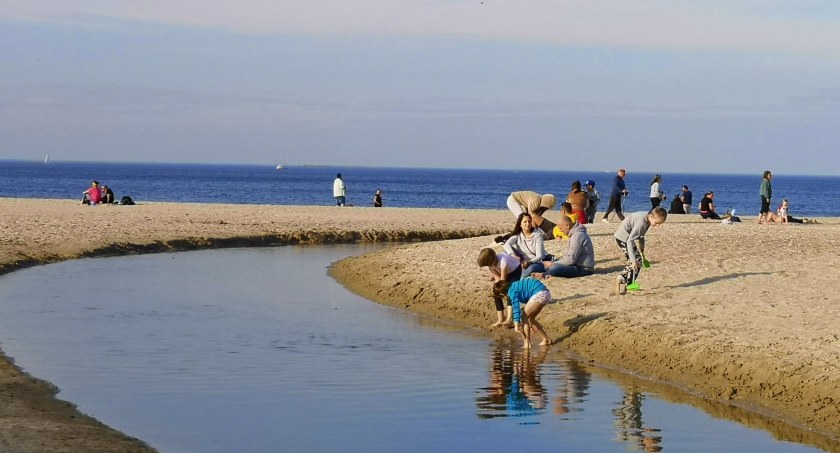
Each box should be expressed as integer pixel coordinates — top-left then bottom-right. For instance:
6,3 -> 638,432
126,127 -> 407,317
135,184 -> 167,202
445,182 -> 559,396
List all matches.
0,246 -> 830,452
2,160 -> 838,216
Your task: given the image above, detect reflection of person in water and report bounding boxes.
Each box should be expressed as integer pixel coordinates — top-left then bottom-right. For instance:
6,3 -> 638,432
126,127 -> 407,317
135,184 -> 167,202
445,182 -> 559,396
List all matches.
612,385 -> 663,452
552,359 -> 592,416
475,341 -> 547,418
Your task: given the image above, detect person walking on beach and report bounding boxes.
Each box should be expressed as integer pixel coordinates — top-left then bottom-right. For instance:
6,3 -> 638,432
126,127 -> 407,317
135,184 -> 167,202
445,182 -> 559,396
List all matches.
681,186 -> 693,214
602,169 -> 629,223
494,278 -> 552,349
539,214 -> 595,279
478,248 -> 521,328
584,180 -> 600,223
333,173 -> 346,207
649,175 -> 665,209
373,189 -> 383,207
613,207 -> 667,295
758,171 -> 773,223
81,180 -> 102,205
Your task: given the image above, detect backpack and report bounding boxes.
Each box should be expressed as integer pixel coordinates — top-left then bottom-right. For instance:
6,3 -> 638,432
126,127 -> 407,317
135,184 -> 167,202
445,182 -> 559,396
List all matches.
119,196 -> 135,205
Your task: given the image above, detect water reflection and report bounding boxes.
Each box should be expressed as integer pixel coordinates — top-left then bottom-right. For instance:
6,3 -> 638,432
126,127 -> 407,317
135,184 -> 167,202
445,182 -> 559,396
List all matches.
552,357 -> 591,417
476,341 -> 548,419
476,341 -> 597,422
613,386 -> 664,452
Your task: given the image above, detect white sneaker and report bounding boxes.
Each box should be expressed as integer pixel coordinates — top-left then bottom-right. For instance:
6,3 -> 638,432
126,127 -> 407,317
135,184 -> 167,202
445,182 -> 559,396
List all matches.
614,276 -> 627,295
602,218 -> 610,224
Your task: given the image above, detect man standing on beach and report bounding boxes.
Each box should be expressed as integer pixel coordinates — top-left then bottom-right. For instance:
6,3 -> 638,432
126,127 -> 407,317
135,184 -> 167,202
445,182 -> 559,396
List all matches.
333,173 -> 346,207
602,169 -> 629,222
681,186 -> 693,214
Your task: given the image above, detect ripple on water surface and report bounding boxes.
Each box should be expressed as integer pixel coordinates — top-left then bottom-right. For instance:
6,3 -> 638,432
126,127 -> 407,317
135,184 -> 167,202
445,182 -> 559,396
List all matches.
0,246 -> 833,453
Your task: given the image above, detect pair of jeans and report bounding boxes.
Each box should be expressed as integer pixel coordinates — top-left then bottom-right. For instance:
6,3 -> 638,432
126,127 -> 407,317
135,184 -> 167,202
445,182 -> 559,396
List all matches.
545,263 -> 593,278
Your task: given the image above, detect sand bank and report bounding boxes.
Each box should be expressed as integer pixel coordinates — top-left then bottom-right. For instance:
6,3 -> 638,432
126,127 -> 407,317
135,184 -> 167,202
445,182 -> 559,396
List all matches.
1,197 -> 839,451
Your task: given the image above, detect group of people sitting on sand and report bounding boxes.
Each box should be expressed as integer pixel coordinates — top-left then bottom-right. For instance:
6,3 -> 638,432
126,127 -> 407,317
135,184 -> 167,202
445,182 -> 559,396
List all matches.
81,180 -> 133,205
81,180 -> 114,205
479,187 -> 668,349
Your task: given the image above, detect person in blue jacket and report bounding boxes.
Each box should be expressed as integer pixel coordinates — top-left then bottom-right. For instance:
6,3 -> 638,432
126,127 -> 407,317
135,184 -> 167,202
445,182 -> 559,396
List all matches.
494,278 -> 552,349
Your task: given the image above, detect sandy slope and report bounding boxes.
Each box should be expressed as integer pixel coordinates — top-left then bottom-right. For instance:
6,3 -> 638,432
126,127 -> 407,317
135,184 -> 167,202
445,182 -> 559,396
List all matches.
1,197 -> 839,451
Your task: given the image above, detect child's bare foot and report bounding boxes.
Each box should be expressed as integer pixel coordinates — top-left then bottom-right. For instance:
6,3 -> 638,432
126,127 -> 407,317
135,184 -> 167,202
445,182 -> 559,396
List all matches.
489,320 -> 503,328
531,272 -> 543,279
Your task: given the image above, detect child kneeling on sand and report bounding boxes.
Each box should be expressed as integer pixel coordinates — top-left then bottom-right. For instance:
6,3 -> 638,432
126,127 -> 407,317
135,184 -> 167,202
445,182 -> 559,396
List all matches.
613,207 -> 667,295
494,278 -> 552,349
478,248 -> 521,328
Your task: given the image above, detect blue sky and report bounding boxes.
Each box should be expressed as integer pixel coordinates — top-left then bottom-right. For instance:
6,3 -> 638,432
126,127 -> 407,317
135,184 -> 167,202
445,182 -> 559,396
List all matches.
2,1 -> 840,174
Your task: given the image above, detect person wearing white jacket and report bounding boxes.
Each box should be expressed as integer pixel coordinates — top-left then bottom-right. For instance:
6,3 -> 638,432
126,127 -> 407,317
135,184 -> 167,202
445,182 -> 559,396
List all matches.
503,213 -> 547,278
333,173 -> 346,207
649,174 -> 665,209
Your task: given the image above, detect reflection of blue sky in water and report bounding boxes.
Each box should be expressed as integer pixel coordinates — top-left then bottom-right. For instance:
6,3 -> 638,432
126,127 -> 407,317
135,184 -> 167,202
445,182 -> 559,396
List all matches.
0,246 -> 828,453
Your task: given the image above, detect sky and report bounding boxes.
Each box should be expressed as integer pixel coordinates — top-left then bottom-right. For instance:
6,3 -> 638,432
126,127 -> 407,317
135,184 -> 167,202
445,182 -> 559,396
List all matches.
2,1 -> 840,175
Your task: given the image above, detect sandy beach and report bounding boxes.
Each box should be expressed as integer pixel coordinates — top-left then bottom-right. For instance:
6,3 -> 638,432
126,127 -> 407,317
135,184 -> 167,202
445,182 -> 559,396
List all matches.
1,197 -> 840,451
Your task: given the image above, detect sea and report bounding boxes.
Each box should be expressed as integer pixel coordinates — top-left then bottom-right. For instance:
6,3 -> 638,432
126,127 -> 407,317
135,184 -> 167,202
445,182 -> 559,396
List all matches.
2,160 -> 838,217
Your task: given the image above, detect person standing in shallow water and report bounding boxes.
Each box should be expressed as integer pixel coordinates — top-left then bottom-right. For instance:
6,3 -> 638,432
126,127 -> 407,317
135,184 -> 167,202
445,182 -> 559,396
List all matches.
373,189 -> 382,207
333,173 -> 346,207
758,171 -> 773,223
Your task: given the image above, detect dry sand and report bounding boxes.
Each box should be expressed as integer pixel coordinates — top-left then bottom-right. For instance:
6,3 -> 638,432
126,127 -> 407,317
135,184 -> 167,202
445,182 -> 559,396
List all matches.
1,197 -> 840,451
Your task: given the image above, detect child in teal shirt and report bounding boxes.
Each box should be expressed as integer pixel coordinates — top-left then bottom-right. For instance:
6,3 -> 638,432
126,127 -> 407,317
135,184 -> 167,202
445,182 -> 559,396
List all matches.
494,278 -> 552,349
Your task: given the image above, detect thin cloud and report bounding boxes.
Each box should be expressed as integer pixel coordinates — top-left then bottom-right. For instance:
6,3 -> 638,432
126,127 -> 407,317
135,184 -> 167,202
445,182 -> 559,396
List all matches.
4,0 -> 840,56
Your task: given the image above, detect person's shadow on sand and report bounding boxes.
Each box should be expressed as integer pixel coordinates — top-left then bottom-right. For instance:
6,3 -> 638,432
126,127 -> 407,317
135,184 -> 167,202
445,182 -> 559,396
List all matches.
665,271 -> 774,288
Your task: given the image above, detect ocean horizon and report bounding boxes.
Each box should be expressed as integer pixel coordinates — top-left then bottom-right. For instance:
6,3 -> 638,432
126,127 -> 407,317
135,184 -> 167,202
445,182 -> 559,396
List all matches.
2,159 -> 838,217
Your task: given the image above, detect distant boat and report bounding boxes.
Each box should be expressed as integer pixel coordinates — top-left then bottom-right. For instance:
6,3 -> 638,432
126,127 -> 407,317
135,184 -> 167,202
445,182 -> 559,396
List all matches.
276,164 -> 285,170
44,154 -> 49,164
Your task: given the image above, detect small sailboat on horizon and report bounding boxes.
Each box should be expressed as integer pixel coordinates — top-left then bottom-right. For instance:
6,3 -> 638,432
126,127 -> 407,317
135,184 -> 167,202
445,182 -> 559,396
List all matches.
44,154 -> 50,164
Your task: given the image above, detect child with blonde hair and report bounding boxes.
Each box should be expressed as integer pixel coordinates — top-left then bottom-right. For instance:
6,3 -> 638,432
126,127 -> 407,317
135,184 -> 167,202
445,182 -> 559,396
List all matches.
613,207 -> 667,295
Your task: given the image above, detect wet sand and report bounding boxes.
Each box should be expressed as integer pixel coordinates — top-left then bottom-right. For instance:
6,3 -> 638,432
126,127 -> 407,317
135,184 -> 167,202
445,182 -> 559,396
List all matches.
1,197 -> 839,451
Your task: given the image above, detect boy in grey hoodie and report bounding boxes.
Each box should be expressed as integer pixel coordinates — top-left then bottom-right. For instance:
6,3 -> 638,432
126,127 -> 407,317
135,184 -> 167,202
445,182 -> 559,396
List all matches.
613,207 -> 667,295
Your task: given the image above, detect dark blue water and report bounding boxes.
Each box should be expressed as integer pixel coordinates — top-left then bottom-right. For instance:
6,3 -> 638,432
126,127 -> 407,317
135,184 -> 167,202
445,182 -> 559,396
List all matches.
2,160 -> 837,216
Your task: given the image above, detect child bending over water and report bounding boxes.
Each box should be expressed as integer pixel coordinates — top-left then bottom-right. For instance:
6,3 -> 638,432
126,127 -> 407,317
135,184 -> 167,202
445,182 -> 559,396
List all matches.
478,248 -> 521,328
494,279 -> 552,349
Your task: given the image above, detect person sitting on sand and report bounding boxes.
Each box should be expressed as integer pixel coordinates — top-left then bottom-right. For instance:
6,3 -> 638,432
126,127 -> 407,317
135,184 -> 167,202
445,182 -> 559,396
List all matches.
478,248 -> 521,328
494,278 -> 552,349
101,185 -> 114,204
668,192 -> 685,214
504,213 -> 547,278
613,207 -> 667,295
81,180 -> 102,205
775,199 -> 819,224
559,201 -> 578,226
538,215 -> 595,279
699,192 -> 721,220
